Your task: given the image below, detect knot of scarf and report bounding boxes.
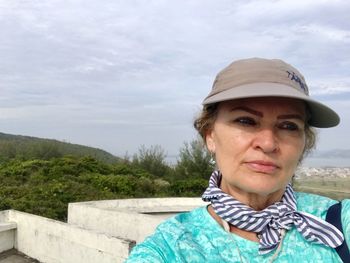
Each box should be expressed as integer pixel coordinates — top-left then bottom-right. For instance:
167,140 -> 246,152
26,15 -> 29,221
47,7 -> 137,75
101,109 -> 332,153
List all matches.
202,170 -> 344,255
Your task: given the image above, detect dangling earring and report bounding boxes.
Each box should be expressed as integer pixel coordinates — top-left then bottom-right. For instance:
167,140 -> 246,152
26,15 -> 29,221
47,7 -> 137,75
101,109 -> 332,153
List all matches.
209,151 -> 216,166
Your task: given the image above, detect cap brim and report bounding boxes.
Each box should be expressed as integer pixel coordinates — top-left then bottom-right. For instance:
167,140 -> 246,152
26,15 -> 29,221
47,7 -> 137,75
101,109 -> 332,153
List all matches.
202,83 -> 340,128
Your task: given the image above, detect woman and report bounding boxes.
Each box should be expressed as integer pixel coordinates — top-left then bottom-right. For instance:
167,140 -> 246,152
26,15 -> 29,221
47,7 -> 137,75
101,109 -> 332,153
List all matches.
126,58 -> 349,262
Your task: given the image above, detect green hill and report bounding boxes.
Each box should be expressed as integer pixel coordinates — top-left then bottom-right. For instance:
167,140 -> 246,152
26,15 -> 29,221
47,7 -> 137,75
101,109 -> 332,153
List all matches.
0,132 -> 120,163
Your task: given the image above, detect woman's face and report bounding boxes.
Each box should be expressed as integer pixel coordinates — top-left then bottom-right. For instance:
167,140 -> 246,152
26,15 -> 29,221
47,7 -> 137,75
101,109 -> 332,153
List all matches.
206,97 -> 306,196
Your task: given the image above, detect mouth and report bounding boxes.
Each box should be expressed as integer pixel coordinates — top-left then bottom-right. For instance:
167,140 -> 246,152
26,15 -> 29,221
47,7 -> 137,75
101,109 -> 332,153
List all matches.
244,160 -> 280,174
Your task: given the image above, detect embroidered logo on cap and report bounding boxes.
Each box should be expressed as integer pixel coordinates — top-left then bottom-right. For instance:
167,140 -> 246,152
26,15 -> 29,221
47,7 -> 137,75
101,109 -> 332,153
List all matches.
286,71 -> 307,94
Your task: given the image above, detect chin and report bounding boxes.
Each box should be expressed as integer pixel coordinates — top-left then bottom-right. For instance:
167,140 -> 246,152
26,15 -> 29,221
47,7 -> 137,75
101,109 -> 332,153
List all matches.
241,181 -> 285,196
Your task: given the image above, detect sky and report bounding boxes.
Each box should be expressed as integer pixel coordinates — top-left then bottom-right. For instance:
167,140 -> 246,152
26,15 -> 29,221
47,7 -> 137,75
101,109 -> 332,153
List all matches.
0,0 -> 350,165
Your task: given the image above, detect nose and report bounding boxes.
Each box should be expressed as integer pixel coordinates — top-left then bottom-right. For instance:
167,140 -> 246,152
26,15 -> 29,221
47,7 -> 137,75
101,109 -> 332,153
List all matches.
252,128 -> 279,153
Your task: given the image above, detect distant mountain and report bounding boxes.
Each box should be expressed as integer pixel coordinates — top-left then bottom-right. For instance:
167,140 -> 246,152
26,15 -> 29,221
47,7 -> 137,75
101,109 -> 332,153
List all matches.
310,149 -> 350,159
0,132 -> 120,163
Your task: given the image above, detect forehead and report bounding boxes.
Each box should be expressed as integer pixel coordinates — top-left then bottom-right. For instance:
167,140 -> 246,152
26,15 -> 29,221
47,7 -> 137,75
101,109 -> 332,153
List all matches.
218,97 -> 306,115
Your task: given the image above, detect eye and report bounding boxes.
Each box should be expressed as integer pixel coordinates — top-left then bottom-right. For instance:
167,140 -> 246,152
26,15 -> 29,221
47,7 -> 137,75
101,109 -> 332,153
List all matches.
234,117 -> 257,126
278,121 -> 300,131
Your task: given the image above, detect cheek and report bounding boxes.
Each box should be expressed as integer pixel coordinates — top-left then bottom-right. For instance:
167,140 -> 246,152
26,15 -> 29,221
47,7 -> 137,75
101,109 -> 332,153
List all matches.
214,130 -> 252,161
284,139 -> 305,165
214,129 -> 240,148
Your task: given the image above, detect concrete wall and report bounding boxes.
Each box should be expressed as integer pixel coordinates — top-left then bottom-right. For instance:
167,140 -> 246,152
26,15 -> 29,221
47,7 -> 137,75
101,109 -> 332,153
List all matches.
0,210 -> 16,254
4,210 -> 135,263
68,197 -> 205,243
0,198 -> 206,262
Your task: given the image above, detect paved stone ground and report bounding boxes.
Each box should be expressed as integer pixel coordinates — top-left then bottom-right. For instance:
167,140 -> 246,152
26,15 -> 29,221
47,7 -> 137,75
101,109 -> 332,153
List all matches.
0,249 -> 40,263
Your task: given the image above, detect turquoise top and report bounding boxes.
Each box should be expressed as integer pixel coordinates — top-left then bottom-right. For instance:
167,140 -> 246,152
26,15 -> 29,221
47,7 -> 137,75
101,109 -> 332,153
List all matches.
126,193 -> 350,262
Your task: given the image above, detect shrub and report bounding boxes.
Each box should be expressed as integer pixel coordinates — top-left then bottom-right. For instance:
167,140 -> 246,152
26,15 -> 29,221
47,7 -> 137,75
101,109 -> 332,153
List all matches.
175,139 -> 214,180
132,145 -> 172,178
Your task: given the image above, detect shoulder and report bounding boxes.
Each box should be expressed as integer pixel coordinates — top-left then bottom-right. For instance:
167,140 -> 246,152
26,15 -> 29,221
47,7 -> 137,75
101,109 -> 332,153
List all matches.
295,191 -> 350,216
155,205 -> 209,236
340,198 -> 350,213
295,192 -> 350,248
295,192 -> 338,218
126,206 -> 210,262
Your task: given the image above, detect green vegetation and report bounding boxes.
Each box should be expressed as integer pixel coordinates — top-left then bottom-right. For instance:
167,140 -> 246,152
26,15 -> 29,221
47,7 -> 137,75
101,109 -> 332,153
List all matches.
0,132 -> 119,163
131,145 -> 172,178
0,155 -> 202,221
293,177 -> 350,200
175,140 -> 214,180
0,132 -> 348,222
0,135 -> 214,221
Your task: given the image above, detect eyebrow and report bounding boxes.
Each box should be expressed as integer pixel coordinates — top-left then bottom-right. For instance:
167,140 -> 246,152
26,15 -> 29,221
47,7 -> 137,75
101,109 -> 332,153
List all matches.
230,106 -> 263,117
230,106 -> 305,121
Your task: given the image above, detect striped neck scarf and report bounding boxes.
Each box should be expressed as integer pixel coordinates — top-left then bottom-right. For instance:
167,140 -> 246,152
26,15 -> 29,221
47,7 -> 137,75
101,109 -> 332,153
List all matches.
202,170 -> 344,255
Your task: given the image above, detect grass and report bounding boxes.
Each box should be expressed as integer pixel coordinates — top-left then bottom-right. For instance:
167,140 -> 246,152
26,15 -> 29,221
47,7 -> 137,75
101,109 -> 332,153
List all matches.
293,177 -> 350,200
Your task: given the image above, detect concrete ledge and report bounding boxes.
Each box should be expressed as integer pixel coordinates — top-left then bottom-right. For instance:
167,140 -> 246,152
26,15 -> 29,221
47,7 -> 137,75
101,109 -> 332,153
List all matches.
7,210 -> 134,263
0,218 -> 17,254
0,223 -> 16,233
68,197 -> 206,243
0,198 -> 207,261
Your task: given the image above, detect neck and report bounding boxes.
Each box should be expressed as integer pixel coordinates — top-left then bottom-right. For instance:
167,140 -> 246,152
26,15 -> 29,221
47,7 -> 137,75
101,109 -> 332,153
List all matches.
207,205 -> 260,242
220,183 -> 285,211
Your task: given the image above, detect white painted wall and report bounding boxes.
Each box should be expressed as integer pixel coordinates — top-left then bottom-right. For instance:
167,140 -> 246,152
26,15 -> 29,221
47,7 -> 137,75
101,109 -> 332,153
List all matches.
0,198 -> 207,262
4,210 -> 135,263
0,214 -> 16,254
68,197 -> 205,243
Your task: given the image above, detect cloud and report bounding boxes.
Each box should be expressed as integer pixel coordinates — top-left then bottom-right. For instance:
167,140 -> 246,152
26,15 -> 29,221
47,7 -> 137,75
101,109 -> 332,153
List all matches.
308,76 -> 350,97
0,0 -> 350,157
295,24 -> 350,42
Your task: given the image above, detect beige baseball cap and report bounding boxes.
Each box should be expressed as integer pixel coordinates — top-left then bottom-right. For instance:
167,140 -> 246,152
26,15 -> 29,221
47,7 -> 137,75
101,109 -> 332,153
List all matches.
202,58 -> 340,128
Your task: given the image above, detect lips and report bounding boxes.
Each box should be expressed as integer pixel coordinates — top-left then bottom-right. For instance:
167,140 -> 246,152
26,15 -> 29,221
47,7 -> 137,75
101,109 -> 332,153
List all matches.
245,160 -> 279,174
